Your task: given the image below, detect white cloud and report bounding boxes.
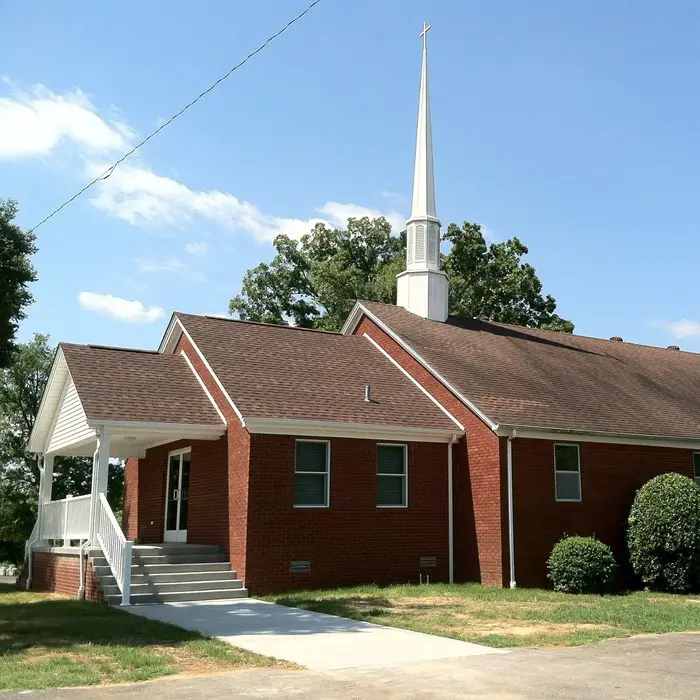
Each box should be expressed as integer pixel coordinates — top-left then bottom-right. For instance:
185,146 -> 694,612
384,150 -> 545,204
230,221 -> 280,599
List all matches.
135,257 -> 185,273
185,241 -> 210,256
380,190 -> 405,205
317,201 -> 405,234
77,292 -> 164,323
651,319 -> 700,339
89,162 -> 403,242
1,82 -> 405,244
0,84 -> 133,159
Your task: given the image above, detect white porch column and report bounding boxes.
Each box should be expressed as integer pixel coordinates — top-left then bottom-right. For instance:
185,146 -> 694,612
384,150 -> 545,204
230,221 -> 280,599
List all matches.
40,454 -> 54,506
88,427 -> 110,545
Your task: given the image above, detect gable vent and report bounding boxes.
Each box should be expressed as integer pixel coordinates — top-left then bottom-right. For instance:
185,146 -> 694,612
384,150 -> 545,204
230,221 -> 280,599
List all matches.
290,560 -> 311,573
420,556 -> 437,568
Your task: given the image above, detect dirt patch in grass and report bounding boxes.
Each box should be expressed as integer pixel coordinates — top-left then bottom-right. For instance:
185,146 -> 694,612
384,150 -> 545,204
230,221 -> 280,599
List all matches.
469,621 -> 615,638
149,645 -> 235,675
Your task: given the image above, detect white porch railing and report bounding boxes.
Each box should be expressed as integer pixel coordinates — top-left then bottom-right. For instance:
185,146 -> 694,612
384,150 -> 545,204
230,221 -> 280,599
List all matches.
96,493 -> 132,606
41,494 -> 91,541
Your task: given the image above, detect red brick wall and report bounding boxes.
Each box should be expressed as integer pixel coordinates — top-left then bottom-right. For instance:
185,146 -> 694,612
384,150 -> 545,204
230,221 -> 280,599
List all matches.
245,434 -> 449,594
122,329 -> 250,579
124,458 -> 138,539
31,551 -> 101,601
174,333 -> 251,581
127,438 -> 229,550
354,316 -> 506,586
512,438 -> 696,587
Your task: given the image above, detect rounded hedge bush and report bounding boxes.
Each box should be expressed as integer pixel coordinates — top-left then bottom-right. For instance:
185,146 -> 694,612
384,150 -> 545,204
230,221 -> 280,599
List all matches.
628,472 -> 700,593
547,536 -> 617,594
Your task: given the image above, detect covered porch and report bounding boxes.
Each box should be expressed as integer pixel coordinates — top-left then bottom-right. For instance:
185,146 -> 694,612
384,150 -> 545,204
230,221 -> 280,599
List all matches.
26,343 -> 227,605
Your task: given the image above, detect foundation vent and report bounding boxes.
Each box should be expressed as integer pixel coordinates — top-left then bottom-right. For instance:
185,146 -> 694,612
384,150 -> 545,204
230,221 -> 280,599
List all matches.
420,556 -> 437,568
290,560 -> 311,573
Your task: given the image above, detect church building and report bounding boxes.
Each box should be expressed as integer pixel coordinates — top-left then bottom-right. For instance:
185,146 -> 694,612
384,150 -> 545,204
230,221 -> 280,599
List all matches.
25,27 -> 700,604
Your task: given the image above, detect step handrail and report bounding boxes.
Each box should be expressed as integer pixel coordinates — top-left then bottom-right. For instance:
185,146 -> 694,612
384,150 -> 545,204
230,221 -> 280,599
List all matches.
95,493 -> 133,606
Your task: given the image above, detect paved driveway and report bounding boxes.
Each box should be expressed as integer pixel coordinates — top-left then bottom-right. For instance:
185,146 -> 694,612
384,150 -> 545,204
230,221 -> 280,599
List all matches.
4,633 -> 700,699
127,598 -> 500,669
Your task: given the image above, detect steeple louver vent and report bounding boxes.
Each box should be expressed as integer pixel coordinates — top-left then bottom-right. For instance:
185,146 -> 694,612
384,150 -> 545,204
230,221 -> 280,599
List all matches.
428,224 -> 438,264
415,224 -> 426,262
407,228 -> 414,264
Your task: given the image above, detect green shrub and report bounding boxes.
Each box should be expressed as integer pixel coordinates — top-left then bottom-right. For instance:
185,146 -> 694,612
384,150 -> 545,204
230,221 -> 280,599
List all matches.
628,472 -> 700,593
547,536 -> 617,594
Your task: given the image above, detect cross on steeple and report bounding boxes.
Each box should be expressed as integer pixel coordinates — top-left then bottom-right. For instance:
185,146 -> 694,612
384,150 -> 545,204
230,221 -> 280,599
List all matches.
420,22 -> 431,48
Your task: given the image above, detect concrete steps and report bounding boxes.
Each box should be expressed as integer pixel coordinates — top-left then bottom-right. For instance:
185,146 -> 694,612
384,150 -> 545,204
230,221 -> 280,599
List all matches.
90,544 -> 247,606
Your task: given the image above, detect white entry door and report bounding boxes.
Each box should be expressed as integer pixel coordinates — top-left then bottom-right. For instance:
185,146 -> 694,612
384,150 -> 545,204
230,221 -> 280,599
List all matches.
164,449 -> 191,543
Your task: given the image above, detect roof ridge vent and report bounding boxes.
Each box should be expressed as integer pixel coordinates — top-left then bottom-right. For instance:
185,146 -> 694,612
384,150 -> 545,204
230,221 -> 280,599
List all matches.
610,336 -> 623,342
667,345 -> 681,351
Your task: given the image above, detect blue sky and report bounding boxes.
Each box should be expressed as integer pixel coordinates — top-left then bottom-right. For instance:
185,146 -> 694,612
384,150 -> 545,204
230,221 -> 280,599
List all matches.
2,1 -> 699,350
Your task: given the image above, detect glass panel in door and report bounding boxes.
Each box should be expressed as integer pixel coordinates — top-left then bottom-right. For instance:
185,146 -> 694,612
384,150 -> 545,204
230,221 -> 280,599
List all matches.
164,451 -> 190,543
178,453 -> 191,532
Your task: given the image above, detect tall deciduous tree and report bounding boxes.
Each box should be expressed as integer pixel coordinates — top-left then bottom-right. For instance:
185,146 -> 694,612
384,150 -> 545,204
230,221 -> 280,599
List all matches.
230,217 -> 573,333
0,335 -> 123,542
444,222 -> 574,332
0,200 -> 37,368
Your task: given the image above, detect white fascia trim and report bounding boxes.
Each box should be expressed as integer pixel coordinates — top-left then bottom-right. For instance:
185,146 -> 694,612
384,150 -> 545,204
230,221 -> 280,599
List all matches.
41,368 -> 73,454
86,419 -> 226,437
245,417 -> 457,443
347,303 -> 498,431
341,301 -> 365,335
168,318 -> 246,426
158,313 -> 180,353
179,349 -> 227,425
362,332 -> 464,431
28,347 -> 67,453
497,425 -> 700,450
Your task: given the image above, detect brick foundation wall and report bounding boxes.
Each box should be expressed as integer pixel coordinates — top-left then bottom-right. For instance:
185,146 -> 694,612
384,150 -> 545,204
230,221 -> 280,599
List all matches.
512,438 -> 696,587
244,434 -> 449,595
31,550 -> 102,601
354,316 -> 507,586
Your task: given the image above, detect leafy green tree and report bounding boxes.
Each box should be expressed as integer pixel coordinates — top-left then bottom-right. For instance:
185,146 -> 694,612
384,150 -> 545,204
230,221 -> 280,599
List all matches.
444,223 -> 574,332
230,217 -> 573,333
0,335 -> 123,541
230,217 -> 403,331
0,200 -> 37,368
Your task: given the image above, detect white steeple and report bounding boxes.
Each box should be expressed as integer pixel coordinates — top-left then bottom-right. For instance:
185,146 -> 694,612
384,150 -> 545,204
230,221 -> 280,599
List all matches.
397,22 -> 449,322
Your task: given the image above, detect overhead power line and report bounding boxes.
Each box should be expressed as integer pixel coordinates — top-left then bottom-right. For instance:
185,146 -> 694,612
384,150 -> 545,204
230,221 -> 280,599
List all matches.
29,0 -> 324,233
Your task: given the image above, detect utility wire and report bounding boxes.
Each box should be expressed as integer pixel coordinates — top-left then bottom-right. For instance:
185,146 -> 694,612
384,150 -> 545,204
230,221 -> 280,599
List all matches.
29,0 -> 324,233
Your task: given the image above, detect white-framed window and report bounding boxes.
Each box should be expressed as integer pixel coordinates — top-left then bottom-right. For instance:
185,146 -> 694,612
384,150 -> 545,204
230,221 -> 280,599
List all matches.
554,443 -> 581,502
377,443 -> 408,507
693,453 -> 700,486
294,440 -> 330,508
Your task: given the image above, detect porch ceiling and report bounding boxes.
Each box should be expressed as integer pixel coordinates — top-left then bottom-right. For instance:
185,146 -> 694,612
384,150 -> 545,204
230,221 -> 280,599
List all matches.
46,422 -> 226,459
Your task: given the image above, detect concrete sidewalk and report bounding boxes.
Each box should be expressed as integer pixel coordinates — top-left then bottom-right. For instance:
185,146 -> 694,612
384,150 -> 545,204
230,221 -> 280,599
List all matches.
127,598 -> 501,670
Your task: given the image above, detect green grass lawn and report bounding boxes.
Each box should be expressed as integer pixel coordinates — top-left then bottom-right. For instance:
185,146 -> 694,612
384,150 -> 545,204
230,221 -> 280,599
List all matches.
266,582 -> 700,648
0,584 -> 287,690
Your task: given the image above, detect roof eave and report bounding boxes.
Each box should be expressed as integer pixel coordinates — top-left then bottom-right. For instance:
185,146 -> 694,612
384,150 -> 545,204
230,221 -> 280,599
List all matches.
245,417 -> 461,443
496,424 -> 700,450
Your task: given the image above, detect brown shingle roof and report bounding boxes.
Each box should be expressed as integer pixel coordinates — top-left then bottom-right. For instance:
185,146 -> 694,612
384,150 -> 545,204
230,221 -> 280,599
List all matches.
175,313 -> 458,431
360,301 -> 700,440
61,344 -> 222,426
